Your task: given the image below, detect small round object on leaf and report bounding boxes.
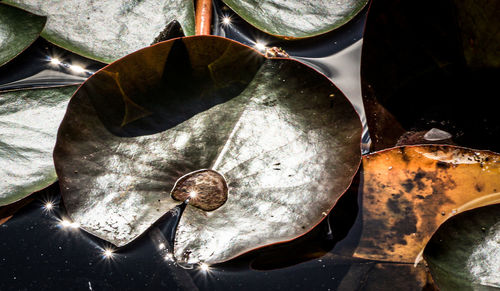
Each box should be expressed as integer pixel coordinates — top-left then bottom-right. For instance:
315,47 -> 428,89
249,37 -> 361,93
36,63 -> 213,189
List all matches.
171,169 -> 228,211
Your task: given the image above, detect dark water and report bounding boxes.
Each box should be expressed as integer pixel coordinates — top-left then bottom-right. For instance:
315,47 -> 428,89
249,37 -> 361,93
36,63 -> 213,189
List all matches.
0,1 -> 378,290
0,38 -> 104,91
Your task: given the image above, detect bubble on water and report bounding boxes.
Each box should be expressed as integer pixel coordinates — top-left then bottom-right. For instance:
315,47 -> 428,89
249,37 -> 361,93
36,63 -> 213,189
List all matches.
424,128 -> 452,141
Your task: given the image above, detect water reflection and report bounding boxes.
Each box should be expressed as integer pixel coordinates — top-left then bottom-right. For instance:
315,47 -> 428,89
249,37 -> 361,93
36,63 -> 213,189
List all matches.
0,38 -> 104,91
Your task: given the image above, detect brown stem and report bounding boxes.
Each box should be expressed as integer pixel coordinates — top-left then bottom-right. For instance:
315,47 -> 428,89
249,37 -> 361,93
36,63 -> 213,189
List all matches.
195,0 -> 212,35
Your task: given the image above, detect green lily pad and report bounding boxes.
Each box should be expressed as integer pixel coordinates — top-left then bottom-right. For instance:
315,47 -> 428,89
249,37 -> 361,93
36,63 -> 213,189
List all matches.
4,0 -> 195,63
0,85 -> 78,206
222,0 -> 368,38
0,3 -> 46,67
424,204 -> 500,290
53,36 -> 362,264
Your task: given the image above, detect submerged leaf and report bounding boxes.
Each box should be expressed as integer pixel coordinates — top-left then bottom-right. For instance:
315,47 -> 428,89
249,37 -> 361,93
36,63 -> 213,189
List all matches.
338,145 -> 500,263
53,36 -> 362,264
0,3 -> 46,67
0,85 -> 77,206
425,204 -> 500,290
222,0 -> 368,38
4,0 -> 195,63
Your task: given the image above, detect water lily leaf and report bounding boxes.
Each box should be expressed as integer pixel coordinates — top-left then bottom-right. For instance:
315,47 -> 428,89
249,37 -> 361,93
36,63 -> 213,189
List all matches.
222,0 -> 368,38
339,145 -> 500,263
361,0 -> 500,151
3,0 -> 195,63
0,3 -> 46,67
424,204 -> 500,290
0,85 -> 78,206
53,36 -> 362,264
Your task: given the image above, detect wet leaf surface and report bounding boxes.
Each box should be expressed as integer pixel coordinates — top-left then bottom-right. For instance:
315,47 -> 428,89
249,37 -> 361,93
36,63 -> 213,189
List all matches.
4,0 -> 195,63
362,0 -> 500,152
222,0 -> 368,38
424,204 -> 500,290
336,145 -> 500,263
53,36 -> 362,264
0,85 -> 77,206
0,3 -> 45,67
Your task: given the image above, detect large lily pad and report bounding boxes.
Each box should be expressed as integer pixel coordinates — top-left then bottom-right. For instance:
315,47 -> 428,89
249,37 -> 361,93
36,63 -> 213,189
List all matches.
0,3 -> 46,67
4,0 -> 195,63
222,0 -> 368,38
362,0 -> 500,151
424,204 -> 500,290
0,85 -> 78,206
53,36 -> 362,264
335,145 -> 500,263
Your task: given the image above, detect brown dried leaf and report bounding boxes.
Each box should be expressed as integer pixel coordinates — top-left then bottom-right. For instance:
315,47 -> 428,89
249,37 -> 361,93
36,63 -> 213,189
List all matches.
348,145 -> 500,263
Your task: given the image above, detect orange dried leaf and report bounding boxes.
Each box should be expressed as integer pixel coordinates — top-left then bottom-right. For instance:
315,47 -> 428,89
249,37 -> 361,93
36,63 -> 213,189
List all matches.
351,145 -> 500,263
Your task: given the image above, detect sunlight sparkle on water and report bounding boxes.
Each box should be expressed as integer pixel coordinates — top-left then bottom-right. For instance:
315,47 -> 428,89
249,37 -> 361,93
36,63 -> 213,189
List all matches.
42,199 -> 57,213
59,219 -> 79,229
164,253 -> 174,261
48,56 -> 94,76
222,15 -> 232,25
200,263 -> 210,272
49,57 -> 61,65
254,41 -> 267,52
103,249 -> 114,259
69,64 -> 85,73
